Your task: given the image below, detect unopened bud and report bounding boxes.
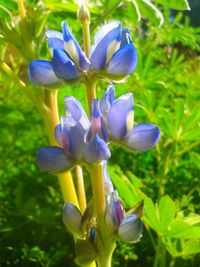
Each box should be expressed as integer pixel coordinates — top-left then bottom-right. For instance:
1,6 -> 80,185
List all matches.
77,3 -> 90,23
63,202 -> 82,234
105,191 -> 124,233
118,214 -> 143,243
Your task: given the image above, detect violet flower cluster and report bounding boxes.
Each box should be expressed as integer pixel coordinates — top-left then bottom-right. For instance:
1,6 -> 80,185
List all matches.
36,84 -> 160,173
29,19 -> 161,253
28,21 -> 137,85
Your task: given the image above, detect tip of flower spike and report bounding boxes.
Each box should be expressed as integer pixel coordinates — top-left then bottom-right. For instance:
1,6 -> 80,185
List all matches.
77,3 -> 90,22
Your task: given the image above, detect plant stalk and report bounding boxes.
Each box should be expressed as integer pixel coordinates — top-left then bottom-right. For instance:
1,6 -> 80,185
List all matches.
44,90 -> 79,206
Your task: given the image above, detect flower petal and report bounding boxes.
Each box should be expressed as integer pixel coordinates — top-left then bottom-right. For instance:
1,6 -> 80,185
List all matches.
90,21 -> 122,70
84,134 -> 111,163
107,93 -> 134,140
60,116 -> 86,160
120,28 -> 132,47
118,214 -> 143,243
105,190 -> 124,233
99,84 -> 115,115
63,202 -> 82,234
64,96 -> 89,130
124,123 -> 160,152
107,44 -> 138,75
52,49 -> 80,80
46,30 -> 64,53
62,21 -> 91,70
28,60 -> 59,86
36,146 -> 72,173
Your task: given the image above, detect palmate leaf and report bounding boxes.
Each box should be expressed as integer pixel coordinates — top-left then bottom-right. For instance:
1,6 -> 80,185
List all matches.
158,195 -> 177,232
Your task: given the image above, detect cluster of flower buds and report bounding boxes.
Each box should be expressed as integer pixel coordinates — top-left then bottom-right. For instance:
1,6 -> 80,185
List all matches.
36,84 -> 160,173
62,162 -> 143,259
28,21 -> 138,85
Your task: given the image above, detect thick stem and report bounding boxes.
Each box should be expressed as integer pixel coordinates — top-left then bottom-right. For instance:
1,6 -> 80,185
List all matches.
44,90 -> 79,206
76,165 -> 87,213
90,163 -> 105,220
98,243 -> 116,267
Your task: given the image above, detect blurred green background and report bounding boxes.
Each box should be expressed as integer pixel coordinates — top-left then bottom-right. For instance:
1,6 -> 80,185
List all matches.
0,0 -> 200,266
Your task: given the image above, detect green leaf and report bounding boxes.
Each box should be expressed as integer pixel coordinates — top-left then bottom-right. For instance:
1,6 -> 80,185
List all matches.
109,166 -> 139,207
158,195 -> 176,232
167,219 -> 200,239
182,240 -> 200,256
143,197 -> 160,232
154,0 -> 190,11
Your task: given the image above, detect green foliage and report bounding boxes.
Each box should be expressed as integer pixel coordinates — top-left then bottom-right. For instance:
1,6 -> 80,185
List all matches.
0,0 -> 199,267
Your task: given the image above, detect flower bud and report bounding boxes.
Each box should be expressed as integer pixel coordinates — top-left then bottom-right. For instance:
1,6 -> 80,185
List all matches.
105,191 -> 124,233
77,4 -> 90,23
63,202 -> 82,234
118,214 -> 143,243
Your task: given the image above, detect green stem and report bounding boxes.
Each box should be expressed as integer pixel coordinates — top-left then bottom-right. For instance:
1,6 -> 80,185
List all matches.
81,21 -> 91,58
153,237 -> 166,267
153,237 -> 162,267
98,243 -> 116,267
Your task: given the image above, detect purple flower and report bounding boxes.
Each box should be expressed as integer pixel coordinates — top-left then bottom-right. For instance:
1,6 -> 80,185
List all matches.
105,190 -> 124,233
36,97 -> 110,173
100,85 -> 161,152
28,21 -> 137,86
90,22 -> 138,75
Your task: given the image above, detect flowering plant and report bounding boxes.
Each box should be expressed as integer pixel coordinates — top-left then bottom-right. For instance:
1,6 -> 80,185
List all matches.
28,3 -> 160,267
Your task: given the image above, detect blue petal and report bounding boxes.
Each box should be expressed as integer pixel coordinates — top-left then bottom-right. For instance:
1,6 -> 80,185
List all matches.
52,49 -> 80,80
90,21 -> 122,70
62,21 -> 91,71
105,190 -> 124,233
60,116 -> 86,160
46,30 -> 64,51
107,93 -> 133,140
36,146 -> 72,173
28,60 -> 59,86
120,28 -> 132,47
118,214 -> 143,243
86,100 -> 109,142
64,96 -> 89,130
107,44 -> 138,75
124,123 -> 160,152
99,84 -> 115,115
84,134 -> 111,163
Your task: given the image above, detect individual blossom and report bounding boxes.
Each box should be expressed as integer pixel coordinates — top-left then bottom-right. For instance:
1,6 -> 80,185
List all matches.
28,21 -> 137,86
99,84 -> 160,152
104,188 -> 143,243
36,97 -> 110,173
90,21 -> 138,76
